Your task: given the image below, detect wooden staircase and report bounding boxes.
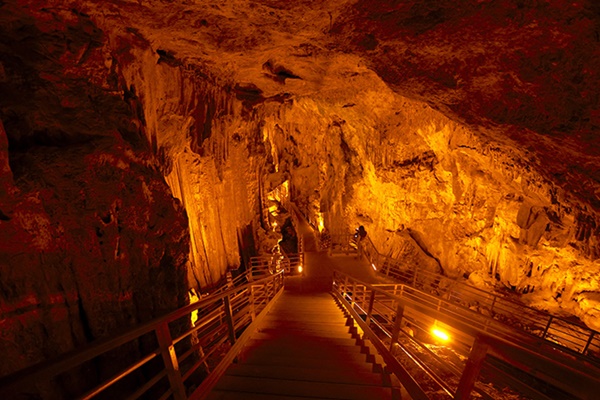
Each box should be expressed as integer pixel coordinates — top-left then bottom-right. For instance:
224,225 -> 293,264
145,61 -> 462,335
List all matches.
207,290 -> 400,399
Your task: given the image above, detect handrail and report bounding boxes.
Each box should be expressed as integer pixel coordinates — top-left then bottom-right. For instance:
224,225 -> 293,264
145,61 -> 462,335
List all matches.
250,253 -> 304,276
333,271 -> 484,399
0,270 -> 284,400
331,230 -> 600,362
333,270 -> 600,400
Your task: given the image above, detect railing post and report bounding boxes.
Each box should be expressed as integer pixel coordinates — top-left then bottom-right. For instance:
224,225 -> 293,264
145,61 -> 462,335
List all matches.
542,315 -> 553,338
389,305 -> 405,351
249,286 -> 256,321
412,265 -> 418,286
583,331 -> 595,354
489,295 -> 497,316
365,289 -> 376,326
155,323 -> 187,400
454,335 -> 489,400
344,275 -> 349,295
223,295 -> 236,346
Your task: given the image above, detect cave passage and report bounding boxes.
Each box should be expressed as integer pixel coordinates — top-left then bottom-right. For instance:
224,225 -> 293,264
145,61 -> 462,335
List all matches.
2,0 -> 600,399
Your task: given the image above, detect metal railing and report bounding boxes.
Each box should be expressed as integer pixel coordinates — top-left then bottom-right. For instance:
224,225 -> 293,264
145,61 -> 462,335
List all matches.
332,270 -> 600,400
327,233 -> 358,254
0,271 -> 284,400
330,232 -> 600,362
332,270 -> 492,400
249,253 -> 304,277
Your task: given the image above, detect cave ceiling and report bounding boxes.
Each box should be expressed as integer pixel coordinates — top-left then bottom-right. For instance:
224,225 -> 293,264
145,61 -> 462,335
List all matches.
3,0 -> 599,208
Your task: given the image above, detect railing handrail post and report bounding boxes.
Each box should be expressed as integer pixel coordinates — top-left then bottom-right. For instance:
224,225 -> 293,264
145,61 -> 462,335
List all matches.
389,305 -> 405,351
365,289 -> 376,326
542,315 -> 553,338
583,331 -> 595,354
223,295 -> 236,346
249,285 -> 256,321
412,264 -> 418,286
454,335 -> 489,399
155,322 -> 187,400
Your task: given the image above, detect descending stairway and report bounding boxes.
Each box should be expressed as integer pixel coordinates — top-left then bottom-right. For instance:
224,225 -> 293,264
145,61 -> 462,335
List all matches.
208,290 -> 400,400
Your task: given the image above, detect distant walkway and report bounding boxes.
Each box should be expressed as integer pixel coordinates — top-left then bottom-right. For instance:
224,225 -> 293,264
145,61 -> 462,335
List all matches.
285,206 -> 389,293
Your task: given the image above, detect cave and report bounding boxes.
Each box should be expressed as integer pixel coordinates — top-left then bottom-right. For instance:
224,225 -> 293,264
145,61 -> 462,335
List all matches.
1,0 -> 599,399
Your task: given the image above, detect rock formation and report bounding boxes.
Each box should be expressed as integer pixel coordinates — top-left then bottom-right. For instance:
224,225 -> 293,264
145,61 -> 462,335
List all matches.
1,0 -> 599,389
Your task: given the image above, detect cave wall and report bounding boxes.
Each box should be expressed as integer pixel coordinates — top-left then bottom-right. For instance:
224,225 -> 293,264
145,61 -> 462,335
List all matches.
325,0 -> 600,328
106,42 -> 268,289
258,74 -> 600,330
0,3 -> 190,383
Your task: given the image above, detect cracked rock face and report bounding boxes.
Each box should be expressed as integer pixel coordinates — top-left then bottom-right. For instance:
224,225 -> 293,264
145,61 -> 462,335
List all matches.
1,0 -> 600,386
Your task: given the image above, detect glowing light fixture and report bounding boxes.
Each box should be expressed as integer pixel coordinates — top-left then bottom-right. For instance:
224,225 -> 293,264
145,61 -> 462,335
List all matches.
431,327 -> 450,341
372,263 -> 377,270
297,265 -> 303,273
188,289 -> 200,326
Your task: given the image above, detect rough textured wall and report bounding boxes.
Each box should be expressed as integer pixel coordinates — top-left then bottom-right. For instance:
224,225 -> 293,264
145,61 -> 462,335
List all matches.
2,0 -> 600,384
259,74 -> 600,330
107,43 -> 265,289
0,3 -> 189,384
327,0 -> 600,328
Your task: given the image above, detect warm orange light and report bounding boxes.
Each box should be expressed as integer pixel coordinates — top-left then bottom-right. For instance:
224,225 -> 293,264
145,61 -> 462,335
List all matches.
372,263 -> 377,270
297,265 -> 303,273
317,213 -> 324,232
188,289 -> 200,326
431,328 -> 450,341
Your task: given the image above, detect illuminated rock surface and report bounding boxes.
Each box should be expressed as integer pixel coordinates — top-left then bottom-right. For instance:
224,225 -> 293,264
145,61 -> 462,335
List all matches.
1,0 -> 599,383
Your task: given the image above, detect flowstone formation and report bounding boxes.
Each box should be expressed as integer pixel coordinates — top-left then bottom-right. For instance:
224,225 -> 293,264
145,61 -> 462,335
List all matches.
1,0 -> 600,387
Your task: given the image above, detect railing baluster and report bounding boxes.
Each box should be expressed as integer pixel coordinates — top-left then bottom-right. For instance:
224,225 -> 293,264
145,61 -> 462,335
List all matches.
583,331 -> 595,354
223,295 -> 236,346
249,285 -> 256,321
365,289 -> 376,326
542,316 -> 553,338
454,335 -> 489,400
389,305 -> 405,351
155,323 -> 187,400
412,265 -> 418,286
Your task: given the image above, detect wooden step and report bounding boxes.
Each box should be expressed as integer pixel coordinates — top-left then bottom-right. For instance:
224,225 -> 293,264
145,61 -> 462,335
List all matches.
207,290 -> 397,400
211,375 -> 396,400
225,363 -> 386,386
249,333 -> 360,347
258,324 -> 355,336
241,344 -> 370,364
240,353 -> 374,371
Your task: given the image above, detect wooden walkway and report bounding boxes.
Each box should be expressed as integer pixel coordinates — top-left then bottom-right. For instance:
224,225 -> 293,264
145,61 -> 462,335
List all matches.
207,207 -> 400,399
207,291 -> 399,399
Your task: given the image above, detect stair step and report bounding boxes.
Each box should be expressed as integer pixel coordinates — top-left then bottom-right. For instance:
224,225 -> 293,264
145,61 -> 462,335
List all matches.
241,340 -> 366,360
258,327 -> 356,339
212,375 -> 395,400
225,363 -> 386,386
249,333 -> 360,347
260,323 -> 350,332
240,353 -> 373,370
263,316 -> 347,324
241,344 -> 369,363
206,391 -> 318,400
